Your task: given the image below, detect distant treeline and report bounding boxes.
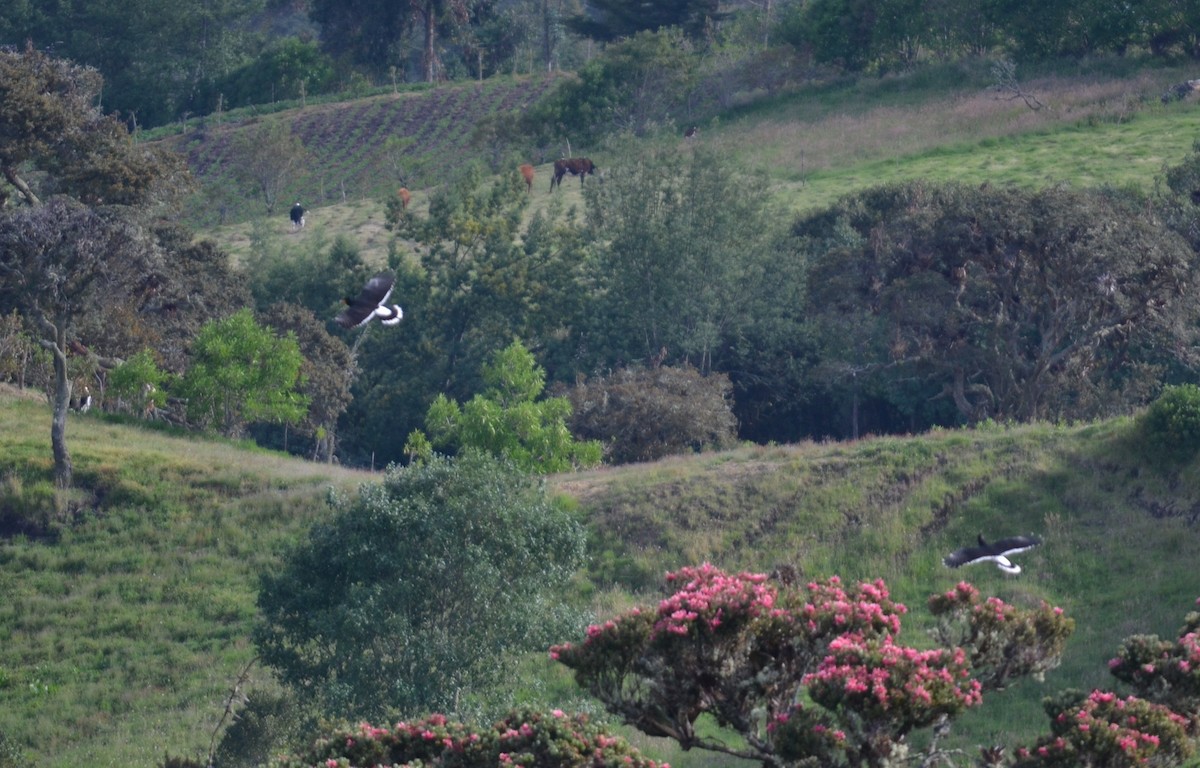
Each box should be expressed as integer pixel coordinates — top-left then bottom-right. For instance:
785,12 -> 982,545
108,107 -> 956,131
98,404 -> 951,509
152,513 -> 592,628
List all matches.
1,0 -> 1196,129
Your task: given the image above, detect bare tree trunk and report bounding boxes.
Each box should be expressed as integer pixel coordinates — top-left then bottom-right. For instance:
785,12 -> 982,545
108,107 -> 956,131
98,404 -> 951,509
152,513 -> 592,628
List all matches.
48,320 -> 73,488
422,0 -> 437,82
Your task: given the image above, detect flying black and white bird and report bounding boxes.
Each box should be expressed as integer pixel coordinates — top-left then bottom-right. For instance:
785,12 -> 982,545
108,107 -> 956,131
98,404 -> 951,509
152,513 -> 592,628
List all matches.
335,272 -> 403,329
943,534 -> 1041,574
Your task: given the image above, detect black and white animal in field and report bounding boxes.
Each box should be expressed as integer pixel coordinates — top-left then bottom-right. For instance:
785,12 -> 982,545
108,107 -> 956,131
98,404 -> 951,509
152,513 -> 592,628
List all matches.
335,272 -> 403,329
550,157 -> 597,190
290,202 -> 306,230
943,534 -> 1041,574
72,386 -> 92,413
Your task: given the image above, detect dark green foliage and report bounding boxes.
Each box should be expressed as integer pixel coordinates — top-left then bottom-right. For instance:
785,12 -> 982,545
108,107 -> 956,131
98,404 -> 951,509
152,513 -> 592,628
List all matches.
584,144 -> 790,373
342,167 -> 589,467
258,302 -> 355,462
525,29 -> 698,144
175,309 -> 309,437
798,181 -> 1200,426
565,364 -> 738,464
565,0 -> 722,42
204,38 -> 338,112
1141,384 -> 1200,459
254,452 -> 588,721
213,690 -> 311,768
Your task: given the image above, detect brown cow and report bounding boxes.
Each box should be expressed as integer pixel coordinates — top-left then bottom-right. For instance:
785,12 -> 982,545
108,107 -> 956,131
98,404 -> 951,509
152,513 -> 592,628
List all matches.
518,163 -> 535,192
398,187 -> 411,210
550,157 -> 597,190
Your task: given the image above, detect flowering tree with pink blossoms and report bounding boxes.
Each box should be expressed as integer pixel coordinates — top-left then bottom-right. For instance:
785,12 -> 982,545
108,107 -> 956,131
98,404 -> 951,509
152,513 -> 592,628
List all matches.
550,564 -> 1074,768
271,708 -> 668,768
1107,597 -> 1200,720
1011,689 -> 1194,767
928,581 -> 1075,691
1011,597 -> 1200,768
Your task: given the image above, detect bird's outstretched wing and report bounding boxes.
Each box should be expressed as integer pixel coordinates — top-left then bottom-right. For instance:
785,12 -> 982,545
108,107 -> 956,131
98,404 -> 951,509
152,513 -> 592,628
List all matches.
335,272 -> 395,328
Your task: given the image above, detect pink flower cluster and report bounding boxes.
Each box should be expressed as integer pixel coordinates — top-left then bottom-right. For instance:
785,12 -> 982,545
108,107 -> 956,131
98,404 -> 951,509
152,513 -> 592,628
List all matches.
652,562 -> 776,637
1016,690 -> 1193,766
804,633 -> 982,723
275,709 -> 670,768
794,576 -> 907,637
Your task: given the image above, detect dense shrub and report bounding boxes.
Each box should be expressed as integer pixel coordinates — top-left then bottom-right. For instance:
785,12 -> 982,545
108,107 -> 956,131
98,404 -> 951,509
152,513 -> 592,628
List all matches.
255,452 -> 588,721
1141,384 -> 1200,457
273,709 -> 667,768
565,364 -> 738,464
1107,597 -> 1200,718
214,690 -> 311,768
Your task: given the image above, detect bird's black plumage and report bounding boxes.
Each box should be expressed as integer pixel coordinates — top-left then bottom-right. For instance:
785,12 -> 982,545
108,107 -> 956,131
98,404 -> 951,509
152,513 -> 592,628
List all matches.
943,534 -> 1041,574
335,272 -> 403,329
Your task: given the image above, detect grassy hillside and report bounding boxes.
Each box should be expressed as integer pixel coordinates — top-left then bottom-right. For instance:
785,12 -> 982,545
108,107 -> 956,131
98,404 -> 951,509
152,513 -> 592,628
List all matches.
181,60 -> 1200,266
9,58 -> 1196,766
0,385 -> 376,766
2,382 -> 1199,766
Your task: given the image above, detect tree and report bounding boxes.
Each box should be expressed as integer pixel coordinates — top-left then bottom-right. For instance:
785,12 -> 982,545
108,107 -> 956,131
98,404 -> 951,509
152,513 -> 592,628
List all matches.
798,181 -> 1200,426
1012,594 -> 1200,768
565,364 -> 738,464
261,302 -> 356,462
1107,597 -> 1200,720
586,144 -> 792,376
416,339 -> 602,472
230,119 -> 310,216
566,0 -> 722,42
175,309 -> 308,437
255,452 -> 588,720
552,565 -> 1073,768
0,45 -> 187,207
0,198 -> 164,487
530,29 -> 699,142
341,167 -> 587,467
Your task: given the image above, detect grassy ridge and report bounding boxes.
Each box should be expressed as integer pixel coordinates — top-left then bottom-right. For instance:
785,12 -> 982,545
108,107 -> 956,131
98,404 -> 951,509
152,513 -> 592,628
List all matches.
0,385 -> 375,766
4,389 -> 1199,765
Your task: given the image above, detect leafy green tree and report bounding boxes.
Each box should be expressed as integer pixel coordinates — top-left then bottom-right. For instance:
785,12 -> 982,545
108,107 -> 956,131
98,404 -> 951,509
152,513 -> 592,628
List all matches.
529,29 -> 698,142
176,309 -> 308,437
260,302 -> 356,462
0,198 -> 165,487
798,181 -> 1200,426
231,119 -> 311,216
416,339 -> 601,472
107,349 -> 170,416
585,144 -> 786,375
0,45 -> 186,207
255,452 -> 588,720
343,167 -> 588,467
565,0 -> 722,42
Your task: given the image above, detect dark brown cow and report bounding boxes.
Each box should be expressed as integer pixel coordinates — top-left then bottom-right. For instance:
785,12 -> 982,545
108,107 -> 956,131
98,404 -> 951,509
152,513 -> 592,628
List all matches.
550,157 -> 597,190
518,163 -> 535,192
